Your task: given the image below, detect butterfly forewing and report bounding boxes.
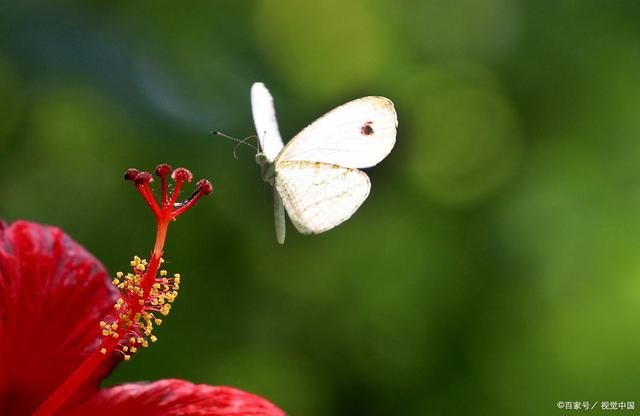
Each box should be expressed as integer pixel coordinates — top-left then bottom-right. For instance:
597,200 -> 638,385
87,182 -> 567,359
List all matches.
274,160 -> 371,234
275,96 -> 397,169
251,82 -> 285,162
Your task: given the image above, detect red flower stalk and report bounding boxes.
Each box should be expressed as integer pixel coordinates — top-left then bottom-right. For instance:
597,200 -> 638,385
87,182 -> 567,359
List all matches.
0,165 -> 284,416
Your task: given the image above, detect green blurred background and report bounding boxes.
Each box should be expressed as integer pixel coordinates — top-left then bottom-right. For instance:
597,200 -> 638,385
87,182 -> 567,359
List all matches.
2,1 -> 640,415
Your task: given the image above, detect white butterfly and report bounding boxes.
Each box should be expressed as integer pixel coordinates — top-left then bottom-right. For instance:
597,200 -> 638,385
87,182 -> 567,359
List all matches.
251,82 -> 397,244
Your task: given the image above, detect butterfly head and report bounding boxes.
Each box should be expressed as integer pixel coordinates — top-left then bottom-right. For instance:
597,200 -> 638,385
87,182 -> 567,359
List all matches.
255,151 -> 269,166
256,152 -> 275,185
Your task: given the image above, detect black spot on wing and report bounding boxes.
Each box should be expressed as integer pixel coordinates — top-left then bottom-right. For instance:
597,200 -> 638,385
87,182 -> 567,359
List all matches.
360,121 -> 374,136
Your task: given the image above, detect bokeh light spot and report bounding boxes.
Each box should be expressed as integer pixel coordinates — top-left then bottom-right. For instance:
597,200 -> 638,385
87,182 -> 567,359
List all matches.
402,64 -> 523,207
392,0 -> 521,58
253,0 -> 389,99
0,56 -> 25,154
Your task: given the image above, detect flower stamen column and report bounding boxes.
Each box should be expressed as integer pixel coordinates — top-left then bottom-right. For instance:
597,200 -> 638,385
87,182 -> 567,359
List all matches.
33,165 -> 212,416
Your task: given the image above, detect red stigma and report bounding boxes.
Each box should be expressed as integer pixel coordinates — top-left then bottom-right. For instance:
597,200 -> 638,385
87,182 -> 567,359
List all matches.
124,165 -> 212,222
134,172 -> 154,185
124,168 -> 140,181
172,168 -> 193,183
155,164 -> 172,177
197,179 -> 213,195
154,164 -> 172,206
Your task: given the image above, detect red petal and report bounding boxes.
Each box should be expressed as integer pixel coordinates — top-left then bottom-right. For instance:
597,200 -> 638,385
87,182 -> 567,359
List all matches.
0,221 -> 119,415
67,379 -> 286,416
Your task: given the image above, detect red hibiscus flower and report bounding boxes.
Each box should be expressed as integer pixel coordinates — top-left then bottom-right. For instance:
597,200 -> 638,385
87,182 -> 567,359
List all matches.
0,165 -> 285,416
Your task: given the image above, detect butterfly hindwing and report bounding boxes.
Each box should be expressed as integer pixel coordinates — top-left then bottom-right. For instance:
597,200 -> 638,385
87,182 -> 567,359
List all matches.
273,190 -> 286,244
274,160 -> 371,235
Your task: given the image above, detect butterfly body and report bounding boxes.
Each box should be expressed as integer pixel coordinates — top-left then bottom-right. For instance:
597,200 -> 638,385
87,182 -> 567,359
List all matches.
251,82 -> 397,244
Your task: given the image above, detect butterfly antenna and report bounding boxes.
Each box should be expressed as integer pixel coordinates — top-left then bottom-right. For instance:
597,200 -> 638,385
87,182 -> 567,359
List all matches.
232,135 -> 259,159
210,131 -> 258,160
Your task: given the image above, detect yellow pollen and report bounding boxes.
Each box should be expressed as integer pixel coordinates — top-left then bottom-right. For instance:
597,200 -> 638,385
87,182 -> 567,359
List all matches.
102,255 -> 180,356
